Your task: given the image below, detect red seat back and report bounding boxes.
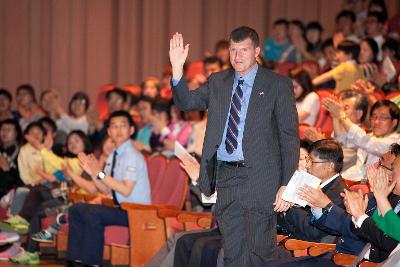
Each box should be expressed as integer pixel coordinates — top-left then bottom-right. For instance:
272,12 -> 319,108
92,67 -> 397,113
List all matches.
151,158 -> 188,209
147,155 -> 168,201
276,62 -> 297,76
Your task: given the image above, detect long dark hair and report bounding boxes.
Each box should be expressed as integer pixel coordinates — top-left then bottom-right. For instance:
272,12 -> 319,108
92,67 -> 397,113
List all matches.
289,68 -> 313,102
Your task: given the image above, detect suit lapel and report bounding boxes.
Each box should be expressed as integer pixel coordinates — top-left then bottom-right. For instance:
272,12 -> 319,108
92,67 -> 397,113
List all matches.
219,71 -> 235,135
242,67 -> 265,158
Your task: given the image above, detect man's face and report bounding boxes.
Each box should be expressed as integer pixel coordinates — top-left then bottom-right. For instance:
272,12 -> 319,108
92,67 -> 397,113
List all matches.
273,24 -> 288,41
204,63 -> 221,78
341,97 -> 363,124
107,93 -> 125,113
229,38 -> 260,76
365,16 -> 382,36
0,95 -> 11,113
305,152 -> 333,180
0,124 -> 16,146
16,89 -> 33,106
337,17 -> 353,35
370,106 -> 397,137
107,116 -> 133,146
28,126 -> 44,144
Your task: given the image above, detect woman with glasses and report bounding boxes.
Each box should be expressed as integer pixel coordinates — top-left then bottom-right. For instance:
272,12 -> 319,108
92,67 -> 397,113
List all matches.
323,98 -> 400,181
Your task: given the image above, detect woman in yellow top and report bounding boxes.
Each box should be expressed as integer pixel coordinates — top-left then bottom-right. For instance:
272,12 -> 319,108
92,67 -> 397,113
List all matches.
313,40 -> 365,93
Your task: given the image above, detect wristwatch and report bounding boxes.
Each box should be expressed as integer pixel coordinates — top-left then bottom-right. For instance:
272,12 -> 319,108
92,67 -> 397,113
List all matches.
322,202 -> 334,215
96,171 -> 106,180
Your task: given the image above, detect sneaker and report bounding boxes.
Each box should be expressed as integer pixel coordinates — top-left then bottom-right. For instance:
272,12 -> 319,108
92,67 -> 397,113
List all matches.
31,230 -> 53,243
10,251 -> 40,265
0,232 -> 19,245
0,244 -> 24,261
0,215 -> 29,234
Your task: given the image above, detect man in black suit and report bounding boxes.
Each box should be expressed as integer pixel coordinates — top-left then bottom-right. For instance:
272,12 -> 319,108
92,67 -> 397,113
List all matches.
169,26 -> 299,266
278,139 -> 346,243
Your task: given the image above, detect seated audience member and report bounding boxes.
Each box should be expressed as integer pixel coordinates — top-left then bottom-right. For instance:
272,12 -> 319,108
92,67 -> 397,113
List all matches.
264,144 -> 400,266
263,19 -> 296,63
31,136 -> 115,244
0,119 -> 23,198
149,99 -> 171,152
335,10 -> 360,43
0,89 -> 18,122
382,39 -> 400,75
324,98 -> 400,181
0,129 -> 93,263
290,68 -> 320,126
39,117 -> 64,156
278,139 -> 346,243
313,40 -> 364,93
214,40 -> 231,70
56,92 -> 90,135
288,20 -> 307,63
358,38 -> 380,81
305,89 -> 369,171
316,39 -> 337,89
15,84 -> 44,130
91,87 -> 130,146
40,89 -> 60,123
133,97 -> 154,153
203,56 -> 223,78
305,22 -> 324,62
365,11 -> 386,60
66,110 -> 151,267
141,77 -> 161,99
367,144 -> 400,242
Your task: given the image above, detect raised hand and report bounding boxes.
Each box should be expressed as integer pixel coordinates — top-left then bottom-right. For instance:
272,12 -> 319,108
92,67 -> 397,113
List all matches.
78,152 -> 101,177
169,32 -> 189,80
322,97 -> 345,119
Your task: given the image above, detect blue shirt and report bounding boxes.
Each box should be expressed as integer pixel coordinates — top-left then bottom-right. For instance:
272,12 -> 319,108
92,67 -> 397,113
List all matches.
104,140 -> 151,204
263,38 -> 296,62
217,64 -> 258,161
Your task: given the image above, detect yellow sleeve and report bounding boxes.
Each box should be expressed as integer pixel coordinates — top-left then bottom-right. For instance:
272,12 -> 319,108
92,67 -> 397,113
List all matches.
330,63 -> 346,81
40,149 -> 64,174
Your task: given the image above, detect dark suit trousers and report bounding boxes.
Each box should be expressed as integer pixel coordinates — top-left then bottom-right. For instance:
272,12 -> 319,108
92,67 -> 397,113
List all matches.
215,163 -> 277,267
174,228 -> 220,267
66,203 -> 128,266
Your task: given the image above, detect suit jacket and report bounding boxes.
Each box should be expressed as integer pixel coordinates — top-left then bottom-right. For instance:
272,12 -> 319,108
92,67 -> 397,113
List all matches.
314,193 -> 400,262
172,66 -> 299,209
279,175 -> 346,242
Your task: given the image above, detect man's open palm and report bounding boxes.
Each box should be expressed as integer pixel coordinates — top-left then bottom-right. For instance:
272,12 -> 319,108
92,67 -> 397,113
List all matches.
169,33 -> 189,80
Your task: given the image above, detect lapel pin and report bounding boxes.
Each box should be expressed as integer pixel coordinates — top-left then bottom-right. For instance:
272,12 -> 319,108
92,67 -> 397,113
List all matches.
259,92 -> 264,96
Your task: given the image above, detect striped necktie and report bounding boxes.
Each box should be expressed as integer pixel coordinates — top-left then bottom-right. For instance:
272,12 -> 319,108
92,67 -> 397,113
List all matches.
225,79 -> 244,154
110,151 -> 119,206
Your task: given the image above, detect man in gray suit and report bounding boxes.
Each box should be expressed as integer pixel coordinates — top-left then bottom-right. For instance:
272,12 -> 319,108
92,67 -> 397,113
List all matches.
169,26 -> 299,266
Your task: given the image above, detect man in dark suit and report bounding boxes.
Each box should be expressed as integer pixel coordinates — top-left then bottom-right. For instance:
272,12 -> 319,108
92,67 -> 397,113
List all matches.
169,26 -> 299,266
278,140 -> 346,243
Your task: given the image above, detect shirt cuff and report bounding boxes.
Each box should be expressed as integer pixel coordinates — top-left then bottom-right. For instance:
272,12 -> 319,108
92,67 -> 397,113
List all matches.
352,214 -> 369,228
171,78 -> 180,86
311,207 -> 323,220
347,124 -> 360,140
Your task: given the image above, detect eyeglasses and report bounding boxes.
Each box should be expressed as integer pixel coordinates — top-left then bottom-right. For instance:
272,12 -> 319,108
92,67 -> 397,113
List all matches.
305,155 -> 329,165
378,158 -> 393,172
370,115 -> 392,121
